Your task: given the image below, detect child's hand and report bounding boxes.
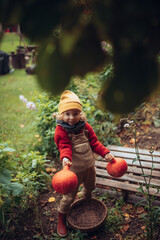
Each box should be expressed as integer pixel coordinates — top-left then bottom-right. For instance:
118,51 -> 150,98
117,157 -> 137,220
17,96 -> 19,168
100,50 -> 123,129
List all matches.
104,153 -> 114,162
62,157 -> 72,167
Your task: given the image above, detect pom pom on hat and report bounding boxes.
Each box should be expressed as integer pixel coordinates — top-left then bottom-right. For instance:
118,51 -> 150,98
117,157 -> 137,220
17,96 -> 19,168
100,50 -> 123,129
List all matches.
58,90 -> 82,114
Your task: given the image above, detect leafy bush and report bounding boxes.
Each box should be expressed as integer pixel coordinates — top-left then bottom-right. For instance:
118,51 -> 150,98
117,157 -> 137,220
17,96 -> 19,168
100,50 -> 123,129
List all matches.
0,143 -> 24,226
0,142 -> 50,227
16,151 -> 51,197
105,207 -> 123,233
32,92 -> 60,156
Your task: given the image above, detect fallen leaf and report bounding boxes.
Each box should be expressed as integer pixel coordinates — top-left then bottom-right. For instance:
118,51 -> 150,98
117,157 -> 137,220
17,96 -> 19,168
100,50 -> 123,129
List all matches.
129,138 -> 135,144
124,213 -> 130,221
115,233 -> 123,240
136,131 -> 140,136
141,226 -> 146,230
51,167 -> 57,172
90,236 -> 97,240
46,167 -> 57,173
142,119 -> 152,126
50,217 -> 54,222
46,168 -> 51,173
124,144 -> 130,147
48,197 -> 55,202
136,206 -> 145,214
140,125 -> 149,133
39,200 -> 47,206
121,224 -> 130,233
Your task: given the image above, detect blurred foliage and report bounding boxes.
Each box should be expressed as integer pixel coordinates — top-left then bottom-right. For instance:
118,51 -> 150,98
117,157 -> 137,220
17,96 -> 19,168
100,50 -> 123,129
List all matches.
0,0 -> 160,113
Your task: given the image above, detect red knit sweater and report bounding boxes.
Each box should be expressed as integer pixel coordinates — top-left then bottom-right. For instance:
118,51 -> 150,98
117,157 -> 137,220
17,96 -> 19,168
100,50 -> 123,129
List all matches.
54,122 -> 110,161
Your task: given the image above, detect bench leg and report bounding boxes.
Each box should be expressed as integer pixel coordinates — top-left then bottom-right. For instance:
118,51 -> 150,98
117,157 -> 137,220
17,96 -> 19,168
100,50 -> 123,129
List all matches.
122,190 -> 128,201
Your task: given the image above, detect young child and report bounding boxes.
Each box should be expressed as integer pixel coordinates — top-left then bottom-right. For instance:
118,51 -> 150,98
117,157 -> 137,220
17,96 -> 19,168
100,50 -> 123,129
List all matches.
54,90 -> 114,237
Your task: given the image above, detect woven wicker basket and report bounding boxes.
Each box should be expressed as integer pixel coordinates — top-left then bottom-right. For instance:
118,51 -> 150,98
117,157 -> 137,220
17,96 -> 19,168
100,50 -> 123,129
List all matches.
67,198 -> 107,232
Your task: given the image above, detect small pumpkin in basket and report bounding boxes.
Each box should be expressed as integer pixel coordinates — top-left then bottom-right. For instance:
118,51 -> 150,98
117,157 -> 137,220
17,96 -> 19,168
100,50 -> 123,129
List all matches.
52,165 -> 78,194
106,157 -> 128,177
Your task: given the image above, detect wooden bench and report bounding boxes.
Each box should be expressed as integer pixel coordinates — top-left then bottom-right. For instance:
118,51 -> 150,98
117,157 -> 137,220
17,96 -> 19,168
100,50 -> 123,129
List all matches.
95,145 -> 160,201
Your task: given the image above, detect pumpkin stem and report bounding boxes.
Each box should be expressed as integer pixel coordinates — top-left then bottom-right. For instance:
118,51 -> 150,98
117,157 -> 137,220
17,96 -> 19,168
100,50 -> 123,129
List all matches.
63,165 -> 70,171
110,158 -> 116,163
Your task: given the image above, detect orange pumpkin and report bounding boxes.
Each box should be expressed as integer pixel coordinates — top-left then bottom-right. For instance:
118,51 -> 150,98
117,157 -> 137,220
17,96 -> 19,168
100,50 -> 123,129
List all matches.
106,158 -> 128,177
52,165 -> 78,194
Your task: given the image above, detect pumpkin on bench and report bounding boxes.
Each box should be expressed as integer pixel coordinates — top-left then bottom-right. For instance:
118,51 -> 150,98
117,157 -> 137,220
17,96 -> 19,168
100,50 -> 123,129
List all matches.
95,145 -> 160,201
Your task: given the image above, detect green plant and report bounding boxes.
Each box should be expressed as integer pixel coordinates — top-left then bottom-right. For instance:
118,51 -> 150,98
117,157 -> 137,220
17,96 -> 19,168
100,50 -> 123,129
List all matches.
0,142 -> 50,229
0,143 -> 24,226
105,206 -> 123,233
16,151 -> 51,200
95,193 -> 124,234
31,92 -> 59,156
134,147 -> 160,240
124,120 -> 160,240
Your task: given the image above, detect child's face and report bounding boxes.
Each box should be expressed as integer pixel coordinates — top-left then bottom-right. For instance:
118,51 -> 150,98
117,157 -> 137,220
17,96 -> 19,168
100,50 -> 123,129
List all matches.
62,109 -> 81,126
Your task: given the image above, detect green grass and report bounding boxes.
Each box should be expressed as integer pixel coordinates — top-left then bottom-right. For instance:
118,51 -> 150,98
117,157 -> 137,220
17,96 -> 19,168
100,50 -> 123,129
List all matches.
0,69 -> 43,153
0,32 -> 31,54
0,33 -> 42,153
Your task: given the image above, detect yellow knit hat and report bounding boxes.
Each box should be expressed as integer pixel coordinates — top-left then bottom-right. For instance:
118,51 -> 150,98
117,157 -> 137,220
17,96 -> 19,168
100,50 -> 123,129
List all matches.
58,90 -> 82,114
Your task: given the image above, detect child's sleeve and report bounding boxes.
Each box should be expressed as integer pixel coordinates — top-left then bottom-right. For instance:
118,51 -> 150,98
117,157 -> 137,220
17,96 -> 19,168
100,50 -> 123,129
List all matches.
54,125 -> 72,162
85,122 -> 110,157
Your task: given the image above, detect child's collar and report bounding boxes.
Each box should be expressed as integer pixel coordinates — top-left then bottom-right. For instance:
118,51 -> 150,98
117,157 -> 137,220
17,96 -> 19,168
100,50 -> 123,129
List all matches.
56,120 -> 86,133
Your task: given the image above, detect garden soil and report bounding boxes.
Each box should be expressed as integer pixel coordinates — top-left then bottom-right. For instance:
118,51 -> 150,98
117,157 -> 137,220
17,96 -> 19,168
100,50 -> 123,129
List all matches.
1,95 -> 160,240
1,187 -> 155,240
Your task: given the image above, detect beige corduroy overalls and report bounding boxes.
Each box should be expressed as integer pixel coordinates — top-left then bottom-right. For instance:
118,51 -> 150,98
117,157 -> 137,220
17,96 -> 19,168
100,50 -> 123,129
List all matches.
58,129 -> 96,213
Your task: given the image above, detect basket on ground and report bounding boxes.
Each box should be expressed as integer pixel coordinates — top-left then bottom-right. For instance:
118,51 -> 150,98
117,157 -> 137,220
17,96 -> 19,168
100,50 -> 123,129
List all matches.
67,198 -> 107,232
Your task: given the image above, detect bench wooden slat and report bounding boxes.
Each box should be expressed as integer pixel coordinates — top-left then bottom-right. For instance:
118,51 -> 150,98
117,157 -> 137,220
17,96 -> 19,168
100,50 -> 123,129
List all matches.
95,159 -> 160,171
96,177 -> 160,197
96,168 -> 160,187
95,161 -> 160,177
108,145 -> 160,156
107,150 -> 160,163
95,145 -> 160,198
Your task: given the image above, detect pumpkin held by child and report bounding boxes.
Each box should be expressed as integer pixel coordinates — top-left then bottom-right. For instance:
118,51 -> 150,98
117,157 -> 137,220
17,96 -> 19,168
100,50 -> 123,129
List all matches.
52,166 -> 78,194
106,157 -> 128,177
